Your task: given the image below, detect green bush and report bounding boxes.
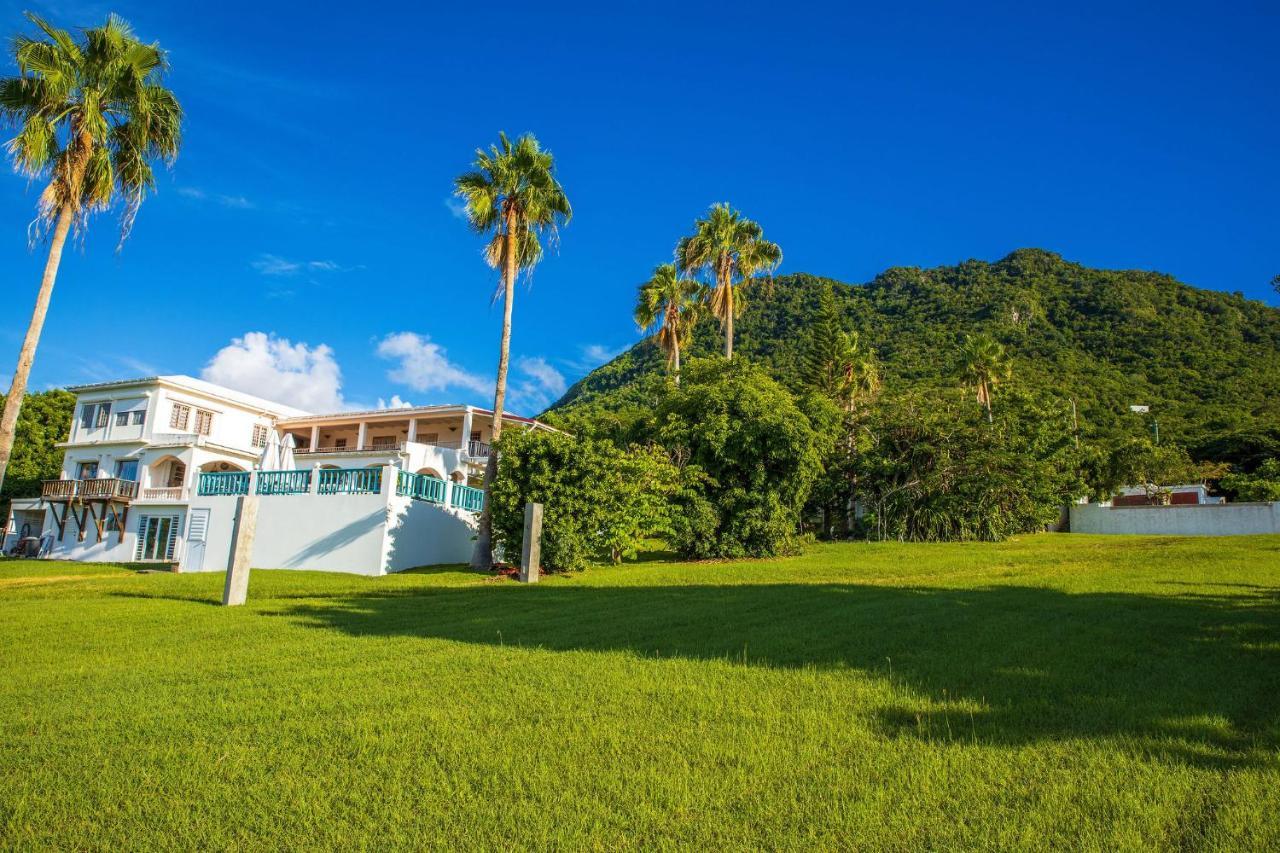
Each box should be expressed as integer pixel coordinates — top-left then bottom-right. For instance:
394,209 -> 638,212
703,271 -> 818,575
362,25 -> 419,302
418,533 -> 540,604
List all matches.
489,429 -> 677,572
652,358 -> 831,559
1220,458 -> 1280,502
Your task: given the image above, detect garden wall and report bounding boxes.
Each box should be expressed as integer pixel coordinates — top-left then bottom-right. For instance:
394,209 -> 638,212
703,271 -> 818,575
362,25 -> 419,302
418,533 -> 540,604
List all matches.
1069,502 -> 1280,536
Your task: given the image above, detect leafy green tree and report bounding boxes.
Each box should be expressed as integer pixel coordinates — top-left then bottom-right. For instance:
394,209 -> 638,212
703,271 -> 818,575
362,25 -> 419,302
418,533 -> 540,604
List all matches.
804,284 -> 880,412
1272,274 -> 1279,298
676,203 -> 781,360
1220,458 -> 1280,501
0,388 -> 73,521
854,389 -> 1080,541
0,13 -> 181,492
956,333 -> 1012,423
489,429 -> 678,571
652,358 -> 830,558
454,132 -> 571,570
634,263 -> 701,384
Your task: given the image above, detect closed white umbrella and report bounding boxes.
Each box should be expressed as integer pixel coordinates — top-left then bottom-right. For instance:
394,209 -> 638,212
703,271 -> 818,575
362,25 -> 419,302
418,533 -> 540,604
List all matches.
279,433 -> 297,470
258,430 -> 281,471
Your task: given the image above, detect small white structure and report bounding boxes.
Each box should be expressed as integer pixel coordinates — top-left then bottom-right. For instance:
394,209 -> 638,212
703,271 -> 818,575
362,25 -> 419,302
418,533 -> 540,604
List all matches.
16,375 -> 557,574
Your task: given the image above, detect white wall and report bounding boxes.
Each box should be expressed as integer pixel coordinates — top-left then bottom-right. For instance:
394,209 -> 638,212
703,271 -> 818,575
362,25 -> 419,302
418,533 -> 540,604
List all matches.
1070,502 -> 1280,536
186,470 -> 478,575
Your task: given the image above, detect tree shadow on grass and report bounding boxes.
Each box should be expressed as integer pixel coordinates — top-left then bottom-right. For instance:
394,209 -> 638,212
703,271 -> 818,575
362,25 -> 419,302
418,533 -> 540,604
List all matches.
274,580 -> 1280,768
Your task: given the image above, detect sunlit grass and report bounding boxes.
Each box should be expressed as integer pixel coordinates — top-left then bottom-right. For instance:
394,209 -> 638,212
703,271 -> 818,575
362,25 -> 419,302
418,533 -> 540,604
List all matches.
2,535 -> 1279,848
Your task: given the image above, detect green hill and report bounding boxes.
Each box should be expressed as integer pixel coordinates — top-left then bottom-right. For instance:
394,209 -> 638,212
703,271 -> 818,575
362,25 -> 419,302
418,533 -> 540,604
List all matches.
546,249 -> 1280,456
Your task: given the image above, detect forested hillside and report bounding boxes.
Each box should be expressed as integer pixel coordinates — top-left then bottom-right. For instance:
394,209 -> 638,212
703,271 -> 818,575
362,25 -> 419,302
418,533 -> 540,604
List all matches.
546,249 -> 1280,460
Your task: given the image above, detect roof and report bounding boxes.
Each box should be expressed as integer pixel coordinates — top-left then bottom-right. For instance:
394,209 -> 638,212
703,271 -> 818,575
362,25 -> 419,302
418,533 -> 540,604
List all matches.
67,375 -> 312,419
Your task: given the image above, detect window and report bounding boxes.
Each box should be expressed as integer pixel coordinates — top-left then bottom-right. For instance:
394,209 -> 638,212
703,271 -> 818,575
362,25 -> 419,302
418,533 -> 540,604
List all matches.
95,402 -> 111,428
194,410 -> 213,436
371,436 -> 396,449
335,438 -> 347,449
131,410 -> 145,426
134,514 -> 180,561
470,431 -> 482,442
166,461 -> 187,488
116,411 -> 129,427
80,405 -> 95,429
251,425 -> 269,448
170,403 -> 191,430
76,461 -> 98,480
421,432 -> 440,445
115,460 -> 139,482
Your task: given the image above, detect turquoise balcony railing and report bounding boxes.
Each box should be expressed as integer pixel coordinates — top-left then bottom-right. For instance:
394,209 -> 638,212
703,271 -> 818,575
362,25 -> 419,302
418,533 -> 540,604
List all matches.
396,470 -> 449,504
256,469 -> 311,495
197,471 -> 251,496
318,467 -> 382,495
450,483 -> 484,512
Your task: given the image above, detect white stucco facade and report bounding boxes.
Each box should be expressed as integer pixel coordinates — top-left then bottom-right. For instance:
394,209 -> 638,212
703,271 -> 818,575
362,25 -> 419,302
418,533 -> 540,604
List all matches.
8,374 -> 558,572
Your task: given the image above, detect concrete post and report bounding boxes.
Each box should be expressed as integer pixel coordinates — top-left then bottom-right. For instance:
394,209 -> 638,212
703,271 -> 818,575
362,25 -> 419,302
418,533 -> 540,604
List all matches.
223,493 -> 259,606
309,463 -> 321,495
519,501 -> 543,583
382,463 -> 397,497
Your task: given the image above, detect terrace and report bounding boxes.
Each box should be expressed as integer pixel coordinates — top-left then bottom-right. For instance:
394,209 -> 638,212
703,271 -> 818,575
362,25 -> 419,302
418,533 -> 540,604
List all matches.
195,466 -> 484,511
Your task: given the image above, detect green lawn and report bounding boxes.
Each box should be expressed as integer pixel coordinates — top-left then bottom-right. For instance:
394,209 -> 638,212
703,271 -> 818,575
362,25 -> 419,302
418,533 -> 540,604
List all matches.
2,535 -> 1279,849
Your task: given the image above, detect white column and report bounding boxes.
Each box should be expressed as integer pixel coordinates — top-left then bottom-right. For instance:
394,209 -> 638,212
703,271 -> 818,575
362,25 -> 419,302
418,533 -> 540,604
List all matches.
460,409 -> 473,453
309,463 -> 321,495
309,425 -> 319,451
356,422 -> 368,450
407,418 -> 418,443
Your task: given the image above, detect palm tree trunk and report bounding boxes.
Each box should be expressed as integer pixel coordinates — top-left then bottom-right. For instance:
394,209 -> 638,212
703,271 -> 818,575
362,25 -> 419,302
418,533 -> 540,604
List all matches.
673,336 -> 681,385
471,217 -> 518,571
0,204 -> 74,492
722,266 -> 734,359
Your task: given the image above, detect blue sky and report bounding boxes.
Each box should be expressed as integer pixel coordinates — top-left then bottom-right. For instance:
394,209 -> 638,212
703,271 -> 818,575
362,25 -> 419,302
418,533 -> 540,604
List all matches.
1,0 -> 1276,414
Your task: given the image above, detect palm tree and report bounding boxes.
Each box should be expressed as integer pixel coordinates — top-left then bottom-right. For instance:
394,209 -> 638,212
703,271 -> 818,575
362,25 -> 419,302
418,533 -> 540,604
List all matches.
454,132 -> 571,571
0,13 -> 181,492
634,263 -> 700,384
676,203 -> 781,359
957,333 -> 1012,423
804,284 -> 881,412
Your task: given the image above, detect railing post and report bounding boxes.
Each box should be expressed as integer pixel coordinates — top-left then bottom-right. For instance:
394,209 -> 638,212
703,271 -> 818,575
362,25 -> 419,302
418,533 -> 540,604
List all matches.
309,463 -> 321,495
381,464 -> 396,498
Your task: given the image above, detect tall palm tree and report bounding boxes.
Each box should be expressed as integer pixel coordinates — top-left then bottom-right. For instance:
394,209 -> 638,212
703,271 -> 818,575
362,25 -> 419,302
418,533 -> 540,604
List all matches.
957,333 -> 1012,423
0,13 -> 181,492
634,263 -> 700,384
454,132 -> 571,571
676,203 -> 781,359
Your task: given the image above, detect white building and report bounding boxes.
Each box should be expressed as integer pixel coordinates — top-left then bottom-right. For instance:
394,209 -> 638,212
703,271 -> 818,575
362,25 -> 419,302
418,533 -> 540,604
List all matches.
3,375 -> 556,574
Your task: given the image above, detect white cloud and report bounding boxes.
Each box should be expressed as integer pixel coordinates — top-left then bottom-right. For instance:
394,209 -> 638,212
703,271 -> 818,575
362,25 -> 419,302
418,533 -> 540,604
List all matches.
564,342 -> 626,374
376,332 -> 491,395
177,186 -> 255,209
218,194 -> 255,209
376,395 -> 413,409
201,332 -> 345,412
176,186 -> 206,200
507,356 -> 567,414
250,254 -> 355,276
250,254 -> 302,276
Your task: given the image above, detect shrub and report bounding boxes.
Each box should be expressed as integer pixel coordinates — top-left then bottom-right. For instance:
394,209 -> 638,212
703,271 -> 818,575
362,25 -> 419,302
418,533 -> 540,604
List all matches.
490,429 -> 677,572
652,358 -> 830,559
1220,458 -> 1280,502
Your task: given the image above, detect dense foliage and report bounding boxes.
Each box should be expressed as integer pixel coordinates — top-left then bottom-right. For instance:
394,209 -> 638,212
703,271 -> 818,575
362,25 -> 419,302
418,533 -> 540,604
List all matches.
0,389 -> 74,512
489,429 -> 677,572
1220,459 -> 1280,502
647,359 -> 836,558
549,249 -> 1280,456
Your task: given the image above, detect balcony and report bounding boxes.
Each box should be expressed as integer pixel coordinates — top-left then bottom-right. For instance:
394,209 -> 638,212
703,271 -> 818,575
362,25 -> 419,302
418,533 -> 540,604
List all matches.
296,442 -> 407,456
41,478 -> 140,502
140,487 -> 188,502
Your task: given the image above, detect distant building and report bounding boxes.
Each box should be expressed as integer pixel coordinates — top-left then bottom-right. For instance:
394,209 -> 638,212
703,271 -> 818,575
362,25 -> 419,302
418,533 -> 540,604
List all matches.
1110,484 -> 1223,507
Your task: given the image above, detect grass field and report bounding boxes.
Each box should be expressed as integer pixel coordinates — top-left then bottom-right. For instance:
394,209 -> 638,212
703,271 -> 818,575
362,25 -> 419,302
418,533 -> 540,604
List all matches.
2,535 -> 1279,849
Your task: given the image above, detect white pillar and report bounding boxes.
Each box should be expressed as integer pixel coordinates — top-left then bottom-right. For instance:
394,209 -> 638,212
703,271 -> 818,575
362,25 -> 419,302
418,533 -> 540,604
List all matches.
460,409 -> 474,453
309,425 -> 319,451
309,462 -> 321,495
357,422 -> 368,450
407,418 -> 418,443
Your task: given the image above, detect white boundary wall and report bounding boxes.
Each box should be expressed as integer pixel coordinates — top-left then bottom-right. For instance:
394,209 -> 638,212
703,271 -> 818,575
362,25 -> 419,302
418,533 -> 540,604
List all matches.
187,466 -> 477,575
1070,502 -> 1280,536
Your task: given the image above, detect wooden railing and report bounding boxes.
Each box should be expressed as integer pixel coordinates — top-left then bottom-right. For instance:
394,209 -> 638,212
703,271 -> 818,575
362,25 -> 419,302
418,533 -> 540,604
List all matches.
41,478 -> 139,501
296,442 -> 406,455
197,471 -> 251,496
256,469 -> 311,495
317,467 -> 383,495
